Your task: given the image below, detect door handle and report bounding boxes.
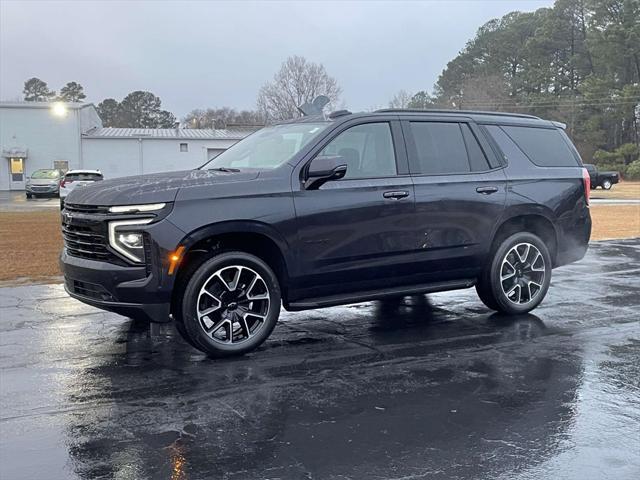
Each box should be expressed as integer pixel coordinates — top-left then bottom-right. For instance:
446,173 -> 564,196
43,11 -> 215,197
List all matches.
383,190 -> 410,200
476,186 -> 499,195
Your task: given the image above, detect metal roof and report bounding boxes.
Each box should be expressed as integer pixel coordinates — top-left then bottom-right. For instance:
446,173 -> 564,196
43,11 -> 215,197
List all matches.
83,127 -> 257,140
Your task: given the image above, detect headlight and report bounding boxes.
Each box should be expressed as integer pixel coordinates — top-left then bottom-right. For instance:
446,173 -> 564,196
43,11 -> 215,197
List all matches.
108,219 -> 153,263
109,203 -> 166,214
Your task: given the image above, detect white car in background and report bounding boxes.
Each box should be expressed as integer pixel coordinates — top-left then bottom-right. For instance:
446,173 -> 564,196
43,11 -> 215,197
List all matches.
59,170 -> 104,208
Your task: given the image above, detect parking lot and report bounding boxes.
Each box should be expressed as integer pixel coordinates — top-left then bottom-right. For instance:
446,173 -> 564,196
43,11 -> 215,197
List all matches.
0,191 -> 61,212
1,238 -> 638,479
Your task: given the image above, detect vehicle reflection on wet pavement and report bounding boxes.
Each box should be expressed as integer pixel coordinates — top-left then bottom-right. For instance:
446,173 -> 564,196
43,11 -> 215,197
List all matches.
1,239 -> 639,480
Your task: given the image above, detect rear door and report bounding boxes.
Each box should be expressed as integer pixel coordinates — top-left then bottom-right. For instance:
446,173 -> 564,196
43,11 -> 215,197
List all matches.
292,119 -> 416,299
402,118 -> 507,281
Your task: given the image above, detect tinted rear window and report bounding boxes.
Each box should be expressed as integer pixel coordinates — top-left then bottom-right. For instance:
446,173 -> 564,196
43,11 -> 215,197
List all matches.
66,173 -> 103,181
409,122 -> 470,175
461,124 -> 491,171
500,126 -> 579,167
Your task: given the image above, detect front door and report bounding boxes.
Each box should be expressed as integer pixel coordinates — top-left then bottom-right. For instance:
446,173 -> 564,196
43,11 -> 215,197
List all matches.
402,119 -> 507,281
292,120 -> 416,300
9,157 -> 26,190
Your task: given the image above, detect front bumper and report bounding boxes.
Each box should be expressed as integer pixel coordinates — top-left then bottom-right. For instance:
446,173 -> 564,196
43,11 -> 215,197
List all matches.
26,184 -> 59,195
61,250 -> 172,322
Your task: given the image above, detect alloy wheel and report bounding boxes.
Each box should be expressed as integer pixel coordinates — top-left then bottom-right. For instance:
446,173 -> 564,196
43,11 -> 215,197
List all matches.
500,242 -> 546,305
196,265 -> 270,345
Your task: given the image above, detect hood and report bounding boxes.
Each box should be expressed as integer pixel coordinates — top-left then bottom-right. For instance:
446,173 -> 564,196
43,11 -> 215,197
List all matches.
28,178 -> 59,186
65,169 -> 260,206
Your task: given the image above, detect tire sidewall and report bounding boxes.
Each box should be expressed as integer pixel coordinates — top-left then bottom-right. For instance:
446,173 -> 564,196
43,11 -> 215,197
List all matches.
181,251 -> 281,357
489,232 -> 552,314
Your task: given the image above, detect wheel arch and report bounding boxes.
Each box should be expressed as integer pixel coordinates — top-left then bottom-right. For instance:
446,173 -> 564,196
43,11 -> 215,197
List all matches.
491,212 -> 559,266
170,221 -> 292,316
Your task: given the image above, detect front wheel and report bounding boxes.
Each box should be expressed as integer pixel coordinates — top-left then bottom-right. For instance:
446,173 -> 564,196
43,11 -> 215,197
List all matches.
602,179 -> 612,190
476,232 -> 552,315
179,251 -> 281,357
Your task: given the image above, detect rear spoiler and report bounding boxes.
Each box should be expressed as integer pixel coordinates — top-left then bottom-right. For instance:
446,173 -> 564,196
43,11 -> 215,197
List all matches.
551,121 -> 567,129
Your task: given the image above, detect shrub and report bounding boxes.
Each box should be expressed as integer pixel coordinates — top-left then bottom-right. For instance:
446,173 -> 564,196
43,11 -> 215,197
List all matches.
626,160 -> 640,180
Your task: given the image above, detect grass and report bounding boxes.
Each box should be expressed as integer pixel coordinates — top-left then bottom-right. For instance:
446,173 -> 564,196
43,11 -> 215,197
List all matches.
590,204 -> 640,241
0,211 -> 63,283
0,204 -> 638,284
590,180 -> 640,200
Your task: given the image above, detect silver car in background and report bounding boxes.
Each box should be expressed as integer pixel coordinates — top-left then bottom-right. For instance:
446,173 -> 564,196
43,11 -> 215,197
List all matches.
59,170 -> 104,208
25,169 -> 63,198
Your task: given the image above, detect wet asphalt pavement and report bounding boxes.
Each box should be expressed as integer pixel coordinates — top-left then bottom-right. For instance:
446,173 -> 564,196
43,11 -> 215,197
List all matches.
1,239 -> 639,480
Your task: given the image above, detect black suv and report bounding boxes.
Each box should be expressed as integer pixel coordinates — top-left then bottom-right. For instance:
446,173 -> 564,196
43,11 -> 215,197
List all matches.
61,109 -> 591,357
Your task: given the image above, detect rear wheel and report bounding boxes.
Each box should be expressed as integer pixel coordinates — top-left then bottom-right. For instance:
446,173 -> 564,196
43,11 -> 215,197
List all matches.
602,179 -> 612,190
476,232 -> 552,314
179,251 -> 281,357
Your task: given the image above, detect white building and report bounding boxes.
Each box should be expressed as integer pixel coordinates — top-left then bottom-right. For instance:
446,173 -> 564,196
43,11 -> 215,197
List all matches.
0,101 -> 254,190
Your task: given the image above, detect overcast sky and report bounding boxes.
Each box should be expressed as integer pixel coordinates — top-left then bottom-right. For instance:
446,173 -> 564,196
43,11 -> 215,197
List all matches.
1,0 -> 553,118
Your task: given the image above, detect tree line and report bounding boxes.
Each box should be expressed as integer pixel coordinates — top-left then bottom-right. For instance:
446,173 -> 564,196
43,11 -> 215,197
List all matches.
20,55 -> 341,130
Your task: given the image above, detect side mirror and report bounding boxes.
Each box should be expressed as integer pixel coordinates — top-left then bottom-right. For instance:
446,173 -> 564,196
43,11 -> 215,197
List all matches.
304,155 -> 347,190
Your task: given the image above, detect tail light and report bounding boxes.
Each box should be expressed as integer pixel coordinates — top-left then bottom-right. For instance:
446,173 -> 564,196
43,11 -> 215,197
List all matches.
582,168 -> 590,206
60,179 -> 65,188
60,179 -> 72,188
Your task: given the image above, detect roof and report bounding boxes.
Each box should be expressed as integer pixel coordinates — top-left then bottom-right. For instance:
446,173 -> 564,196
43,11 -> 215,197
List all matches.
0,101 -> 94,110
292,108 -> 557,128
83,127 -> 257,140
375,108 -> 540,120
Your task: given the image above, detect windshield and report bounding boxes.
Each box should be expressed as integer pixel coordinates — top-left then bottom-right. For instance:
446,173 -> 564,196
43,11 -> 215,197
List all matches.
202,122 -> 329,170
31,169 -> 59,179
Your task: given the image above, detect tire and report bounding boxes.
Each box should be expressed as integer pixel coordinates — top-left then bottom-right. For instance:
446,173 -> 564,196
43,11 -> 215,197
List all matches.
475,278 -> 500,311
26,193 -> 33,199
179,251 -> 281,357
60,198 -> 65,209
476,232 -> 552,315
602,179 -> 612,190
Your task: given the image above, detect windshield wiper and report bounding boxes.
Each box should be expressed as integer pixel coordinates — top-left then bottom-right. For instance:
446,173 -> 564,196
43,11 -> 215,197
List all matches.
208,167 -> 241,173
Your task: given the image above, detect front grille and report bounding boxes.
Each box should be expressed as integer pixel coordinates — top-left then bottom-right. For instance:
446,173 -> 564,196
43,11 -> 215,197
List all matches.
64,203 -> 110,214
66,278 -> 115,301
31,186 -> 55,191
62,221 -> 113,261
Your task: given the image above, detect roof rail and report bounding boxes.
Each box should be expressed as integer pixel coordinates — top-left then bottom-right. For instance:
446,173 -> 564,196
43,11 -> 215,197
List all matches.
375,108 -> 540,120
328,109 -> 352,119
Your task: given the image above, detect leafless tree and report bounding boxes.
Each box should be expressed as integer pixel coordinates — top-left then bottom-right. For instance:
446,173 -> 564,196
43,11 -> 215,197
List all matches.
388,90 -> 413,109
257,56 -> 341,122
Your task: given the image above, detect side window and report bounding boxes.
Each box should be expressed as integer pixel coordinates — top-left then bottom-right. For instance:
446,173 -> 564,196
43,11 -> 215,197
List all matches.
461,124 -> 491,171
483,125 -> 530,166
409,122 -> 471,175
501,125 -> 579,167
318,123 -> 397,179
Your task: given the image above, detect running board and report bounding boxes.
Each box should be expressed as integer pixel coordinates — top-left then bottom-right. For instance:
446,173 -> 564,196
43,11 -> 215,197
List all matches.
287,279 -> 476,311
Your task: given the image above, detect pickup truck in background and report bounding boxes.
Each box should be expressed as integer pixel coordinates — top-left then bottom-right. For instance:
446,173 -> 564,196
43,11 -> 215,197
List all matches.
584,163 -> 619,190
